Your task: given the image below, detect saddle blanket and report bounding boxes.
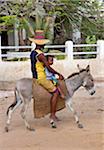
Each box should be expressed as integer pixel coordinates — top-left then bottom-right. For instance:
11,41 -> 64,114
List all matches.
32,79 -> 68,118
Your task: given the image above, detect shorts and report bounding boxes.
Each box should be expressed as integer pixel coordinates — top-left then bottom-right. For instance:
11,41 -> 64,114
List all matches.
37,78 -> 57,93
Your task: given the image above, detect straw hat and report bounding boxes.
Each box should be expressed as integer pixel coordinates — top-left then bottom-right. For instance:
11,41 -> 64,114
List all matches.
29,30 -> 50,45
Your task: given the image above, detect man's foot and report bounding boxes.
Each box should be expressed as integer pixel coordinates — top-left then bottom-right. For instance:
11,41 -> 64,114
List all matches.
50,115 -> 61,122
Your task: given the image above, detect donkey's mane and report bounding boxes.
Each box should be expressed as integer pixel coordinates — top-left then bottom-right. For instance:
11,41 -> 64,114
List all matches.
67,69 -> 86,79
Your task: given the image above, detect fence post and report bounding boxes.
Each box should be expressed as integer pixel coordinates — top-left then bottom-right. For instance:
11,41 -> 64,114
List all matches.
97,40 -> 104,60
31,42 -> 36,51
65,41 -> 73,60
0,34 -> 2,62
14,23 -> 19,51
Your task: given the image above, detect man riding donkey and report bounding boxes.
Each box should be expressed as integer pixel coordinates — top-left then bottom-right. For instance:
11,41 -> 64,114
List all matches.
29,30 -> 65,122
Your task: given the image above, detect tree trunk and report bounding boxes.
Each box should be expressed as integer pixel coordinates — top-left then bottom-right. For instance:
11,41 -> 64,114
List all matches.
18,29 -> 25,45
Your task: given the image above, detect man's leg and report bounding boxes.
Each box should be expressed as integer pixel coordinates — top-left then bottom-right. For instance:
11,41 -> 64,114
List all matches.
57,86 -> 65,99
37,79 -> 60,121
50,89 -> 60,121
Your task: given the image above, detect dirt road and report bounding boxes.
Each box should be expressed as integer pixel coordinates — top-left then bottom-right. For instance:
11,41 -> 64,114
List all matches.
0,82 -> 104,150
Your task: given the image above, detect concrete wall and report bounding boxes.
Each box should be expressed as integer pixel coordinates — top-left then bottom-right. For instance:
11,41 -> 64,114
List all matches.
0,60 -> 32,81
0,58 -> 103,82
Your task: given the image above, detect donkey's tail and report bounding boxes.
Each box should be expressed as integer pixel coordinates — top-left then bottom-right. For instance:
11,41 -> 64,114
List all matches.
6,87 -> 22,116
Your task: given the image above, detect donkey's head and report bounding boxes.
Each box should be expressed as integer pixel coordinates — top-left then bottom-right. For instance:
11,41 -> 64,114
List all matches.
77,64 -> 95,95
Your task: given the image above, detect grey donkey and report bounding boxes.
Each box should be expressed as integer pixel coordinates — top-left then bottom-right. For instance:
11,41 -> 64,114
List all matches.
5,65 -> 95,132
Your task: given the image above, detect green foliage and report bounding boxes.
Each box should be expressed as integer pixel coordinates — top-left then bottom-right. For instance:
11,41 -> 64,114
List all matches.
0,0 -> 103,43
82,35 -> 97,58
0,15 -> 17,32
0,16 -> 15,25
3,57 -> 29,61
85,35 -> 96,44
55,55 -> 65,60
47,0 -> 104,42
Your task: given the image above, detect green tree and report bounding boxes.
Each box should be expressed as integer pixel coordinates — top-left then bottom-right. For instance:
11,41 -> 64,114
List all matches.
0,0 -> 51,46
45,0 -> 104,43
0,0 -> 103,46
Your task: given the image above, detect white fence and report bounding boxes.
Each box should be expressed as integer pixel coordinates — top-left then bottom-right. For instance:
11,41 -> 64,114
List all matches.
0,39 -> 104,82
0,35 -> 104,62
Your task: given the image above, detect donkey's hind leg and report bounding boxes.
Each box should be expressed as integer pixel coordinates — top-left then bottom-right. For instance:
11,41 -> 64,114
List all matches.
5,98 -> 22,132
20,99 -> 35,131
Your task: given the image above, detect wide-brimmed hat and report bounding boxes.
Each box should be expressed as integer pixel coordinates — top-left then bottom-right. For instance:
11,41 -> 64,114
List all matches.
29,30 -> 50,45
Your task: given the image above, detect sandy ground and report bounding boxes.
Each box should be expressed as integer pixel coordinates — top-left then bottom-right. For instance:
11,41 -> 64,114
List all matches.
0,82 -> 104,150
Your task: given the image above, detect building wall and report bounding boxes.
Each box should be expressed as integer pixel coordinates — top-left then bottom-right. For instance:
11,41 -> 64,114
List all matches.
8,31 -> 14,46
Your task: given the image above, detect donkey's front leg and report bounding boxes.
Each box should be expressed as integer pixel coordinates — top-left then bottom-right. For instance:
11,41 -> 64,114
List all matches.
65,98 -> 83,128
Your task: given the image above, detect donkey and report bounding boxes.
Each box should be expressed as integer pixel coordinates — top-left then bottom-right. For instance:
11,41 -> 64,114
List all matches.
5,65 -> 95,132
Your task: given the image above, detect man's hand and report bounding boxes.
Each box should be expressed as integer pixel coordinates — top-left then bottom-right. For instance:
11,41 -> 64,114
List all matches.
58,74 -> 64,80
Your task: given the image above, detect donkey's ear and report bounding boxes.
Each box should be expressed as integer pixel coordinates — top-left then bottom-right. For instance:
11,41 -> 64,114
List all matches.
77,64 -> 82,71
86,65 -> 90,72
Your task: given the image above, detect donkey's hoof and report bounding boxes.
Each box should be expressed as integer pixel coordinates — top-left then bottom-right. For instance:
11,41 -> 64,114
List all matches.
50,121 -> 57,128
29,128 -> 35,131
5,126 -> 9,132
52,124 -> 57,128
78,123 -> 83,128
27,127 -> 35,131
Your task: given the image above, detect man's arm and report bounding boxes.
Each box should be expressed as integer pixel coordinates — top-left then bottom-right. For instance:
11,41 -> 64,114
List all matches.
38,53 -> 64,80
30,51 -> 37,78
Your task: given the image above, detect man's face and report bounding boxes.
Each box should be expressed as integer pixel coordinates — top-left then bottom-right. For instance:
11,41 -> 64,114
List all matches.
37,44 -> 45,50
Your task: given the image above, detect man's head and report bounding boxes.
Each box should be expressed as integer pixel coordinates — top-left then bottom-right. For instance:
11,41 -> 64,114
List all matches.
46,55 -> 54,65
29,30 -> 50,50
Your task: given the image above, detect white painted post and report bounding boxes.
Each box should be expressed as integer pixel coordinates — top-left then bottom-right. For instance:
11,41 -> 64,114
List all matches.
31,42 -> 36,51
14,23 -> 19,51
0,34 -> 2,61
96,40 -> 104,78
65,41 -> 73,60
97,40 -> 104,60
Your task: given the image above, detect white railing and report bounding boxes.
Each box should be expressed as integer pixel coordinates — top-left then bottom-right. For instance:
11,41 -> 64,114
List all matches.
0,37 -> 104,61
0,44 -> 66,60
